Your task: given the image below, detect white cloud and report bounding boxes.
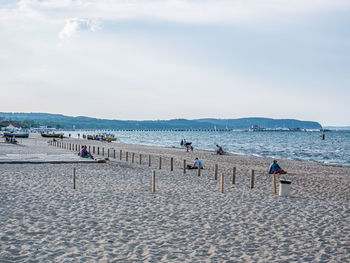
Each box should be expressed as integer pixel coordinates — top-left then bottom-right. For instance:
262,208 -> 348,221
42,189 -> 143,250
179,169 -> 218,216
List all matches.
58,18 -> 100,40
2,0 -> 350,25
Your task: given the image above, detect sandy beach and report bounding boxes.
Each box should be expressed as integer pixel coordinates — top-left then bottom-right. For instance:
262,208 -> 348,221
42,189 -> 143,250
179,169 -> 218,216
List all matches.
0,133 -> 349,262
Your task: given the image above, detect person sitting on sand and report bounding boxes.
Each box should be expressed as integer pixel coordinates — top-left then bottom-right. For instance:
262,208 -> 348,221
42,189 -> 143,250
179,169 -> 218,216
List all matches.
216,144 -> 224,155
80,145 -> 93,159
187,158 -> 203,169
269,160 -> 287,174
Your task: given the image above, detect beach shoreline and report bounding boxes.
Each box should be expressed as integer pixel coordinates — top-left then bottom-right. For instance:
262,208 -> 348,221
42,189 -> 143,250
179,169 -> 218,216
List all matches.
0,134 -> 349,262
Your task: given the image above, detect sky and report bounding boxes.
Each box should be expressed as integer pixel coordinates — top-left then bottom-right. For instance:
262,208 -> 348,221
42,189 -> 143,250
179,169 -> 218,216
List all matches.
0,0 -> 349,126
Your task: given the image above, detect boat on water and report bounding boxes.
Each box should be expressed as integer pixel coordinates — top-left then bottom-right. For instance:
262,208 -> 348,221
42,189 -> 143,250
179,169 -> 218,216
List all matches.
87,134 -> 117,142
41,133 -> 64,138
3,132 -> 30,138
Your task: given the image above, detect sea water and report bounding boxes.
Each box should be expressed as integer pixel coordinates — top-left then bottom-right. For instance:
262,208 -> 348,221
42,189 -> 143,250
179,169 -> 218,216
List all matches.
63,130 -> 350,166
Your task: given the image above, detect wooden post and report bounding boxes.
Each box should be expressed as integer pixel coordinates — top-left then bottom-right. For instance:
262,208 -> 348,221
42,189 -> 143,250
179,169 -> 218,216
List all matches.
197,165 -> 201,176
126,152 -> 129,162
232,167 -> 236,184
73,168 -> 76,189
148,155 -> 151,167
170,157 -> 174,171
120,150 -> 122,160
97,147 -> 100,155
88,145 -> 91,154
152,171 -> 156,193
158,157 -> 162,169
139,154 -> 142,165
214,164 -> 218,180
113,149 -> 116,159
250,169 -> 255,189
220,174 -> 224,193
132,153 -> 135,163
273,174 -> 277,194
183,160 -> 186,174
107,148 -> 110,158
93,146 -> 95,154
102,147 -> 104,156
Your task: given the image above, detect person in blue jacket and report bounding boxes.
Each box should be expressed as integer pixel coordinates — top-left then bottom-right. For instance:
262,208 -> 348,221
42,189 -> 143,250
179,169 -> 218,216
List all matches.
269,160 -> 287,174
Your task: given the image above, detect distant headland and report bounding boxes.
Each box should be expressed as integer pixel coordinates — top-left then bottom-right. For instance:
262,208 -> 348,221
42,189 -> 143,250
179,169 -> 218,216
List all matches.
0,112 -> 322,130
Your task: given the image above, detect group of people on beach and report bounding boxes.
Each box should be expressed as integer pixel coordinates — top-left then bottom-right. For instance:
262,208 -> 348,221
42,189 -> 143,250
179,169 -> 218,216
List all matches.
79,140 -> 285,173
180,139 -> 286,174
185,158 -> 286,174
4,136 -> 17,144
181,139 -> 225,155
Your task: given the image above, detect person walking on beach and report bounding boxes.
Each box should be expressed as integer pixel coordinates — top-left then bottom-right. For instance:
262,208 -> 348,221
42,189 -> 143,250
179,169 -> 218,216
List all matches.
181,139 -> 194,152
187,158 -> 203,169
269,160 -> 287,174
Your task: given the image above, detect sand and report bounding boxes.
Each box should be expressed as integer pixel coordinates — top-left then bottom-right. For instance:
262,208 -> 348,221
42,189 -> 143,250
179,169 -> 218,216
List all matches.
0,133 -> 349,262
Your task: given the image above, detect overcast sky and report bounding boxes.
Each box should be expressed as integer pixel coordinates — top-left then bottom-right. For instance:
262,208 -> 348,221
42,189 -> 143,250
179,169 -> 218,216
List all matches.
0,0 -> 349,126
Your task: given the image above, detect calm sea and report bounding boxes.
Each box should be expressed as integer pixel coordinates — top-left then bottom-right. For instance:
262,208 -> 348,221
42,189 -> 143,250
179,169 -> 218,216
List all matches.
63,130 -> 350,166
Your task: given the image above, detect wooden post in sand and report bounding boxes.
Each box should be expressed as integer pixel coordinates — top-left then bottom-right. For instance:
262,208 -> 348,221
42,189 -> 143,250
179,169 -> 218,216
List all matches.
220,174 -> 224,193
152,171 -> 156,193
88,145 -> 91,154
232,167 -> 236,184
139,154 -> 142,165
250,169 -> 255,189
107,148 -> 110,158
102,147 -> 104,156
126,152 -> 129,162
120,150 -> 122,160
170,157 -> 174,171
73,168 -> 76,189
272,174 -> 277,194
113,149 -> 116,159
132,153 -> 135,163
148,155 -> 151,167
93,146 -> 95,154
197,165 -> 201,176
97,147 -> 100,155
183,160 -> 186,174
214,164 -> 218,180
158,157 -> 162,169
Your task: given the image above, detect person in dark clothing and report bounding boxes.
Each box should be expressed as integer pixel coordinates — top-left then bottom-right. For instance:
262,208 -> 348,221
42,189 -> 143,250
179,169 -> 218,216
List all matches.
216,144 -> 224,155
